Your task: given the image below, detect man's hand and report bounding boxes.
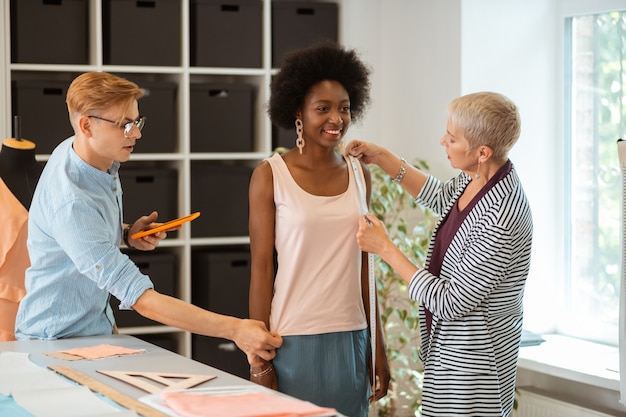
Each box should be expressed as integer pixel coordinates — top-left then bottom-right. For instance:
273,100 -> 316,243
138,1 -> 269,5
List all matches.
127,211 -> 171,251
232,319 -> 282,367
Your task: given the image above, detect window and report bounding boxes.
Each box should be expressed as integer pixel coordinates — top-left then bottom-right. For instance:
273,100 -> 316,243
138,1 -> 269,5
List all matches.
564,10 -> 625,345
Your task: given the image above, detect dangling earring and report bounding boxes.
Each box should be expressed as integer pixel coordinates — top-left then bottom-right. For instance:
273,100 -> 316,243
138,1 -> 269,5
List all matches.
475,159 -> 481,179
295,119 -> 304,154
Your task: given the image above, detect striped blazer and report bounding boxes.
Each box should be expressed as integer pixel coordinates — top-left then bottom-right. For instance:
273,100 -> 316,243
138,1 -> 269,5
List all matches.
408,164 -> 533,417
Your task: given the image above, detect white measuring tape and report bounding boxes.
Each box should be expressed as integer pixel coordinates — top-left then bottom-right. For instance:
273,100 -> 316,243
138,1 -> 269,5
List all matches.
348,155 -> 377,396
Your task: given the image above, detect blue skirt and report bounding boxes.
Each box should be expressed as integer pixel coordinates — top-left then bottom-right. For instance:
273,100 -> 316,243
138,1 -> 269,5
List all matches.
273,329 -> 371,417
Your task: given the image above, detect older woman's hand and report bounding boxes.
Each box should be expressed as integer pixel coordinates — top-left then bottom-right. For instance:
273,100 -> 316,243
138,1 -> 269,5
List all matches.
357,213 -> 393,256
344,140 -> 384,165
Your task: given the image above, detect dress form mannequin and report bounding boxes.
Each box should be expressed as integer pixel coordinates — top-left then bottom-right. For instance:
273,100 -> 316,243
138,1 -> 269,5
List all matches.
0,118 -> 33,341
0,127 -> 38,210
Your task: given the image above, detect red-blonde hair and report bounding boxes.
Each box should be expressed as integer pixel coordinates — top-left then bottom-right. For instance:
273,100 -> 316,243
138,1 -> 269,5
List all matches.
66,72 -> 144,125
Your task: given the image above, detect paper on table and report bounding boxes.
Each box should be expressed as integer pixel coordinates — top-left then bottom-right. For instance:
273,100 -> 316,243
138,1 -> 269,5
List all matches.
57,344 -> 145,360
0,352 -> 74,396
0,351 -> 137,417
12,385 -> 137,417
0,393 -> 33,417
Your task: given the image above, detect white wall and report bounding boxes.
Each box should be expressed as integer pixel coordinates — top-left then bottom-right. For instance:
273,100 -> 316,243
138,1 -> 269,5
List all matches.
339,0 -> 558,331
460,0 -> 560,333
459,0 -> 626,334
339,0 -> 461,181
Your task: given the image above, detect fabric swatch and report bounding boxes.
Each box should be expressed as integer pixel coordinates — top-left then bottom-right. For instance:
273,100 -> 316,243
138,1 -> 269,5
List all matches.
58,344 -> 144,360
161,391 -> 336,417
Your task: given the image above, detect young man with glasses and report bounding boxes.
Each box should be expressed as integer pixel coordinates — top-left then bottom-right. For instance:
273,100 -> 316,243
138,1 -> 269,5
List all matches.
14,72 -> 282,367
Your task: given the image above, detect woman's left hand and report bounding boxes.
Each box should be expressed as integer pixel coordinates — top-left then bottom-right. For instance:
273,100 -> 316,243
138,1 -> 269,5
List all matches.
371,347 -> 391,402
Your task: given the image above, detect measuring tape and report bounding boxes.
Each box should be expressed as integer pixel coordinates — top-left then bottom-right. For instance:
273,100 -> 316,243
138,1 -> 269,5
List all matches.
49,365 -> 169,417
348,155 -> 377,395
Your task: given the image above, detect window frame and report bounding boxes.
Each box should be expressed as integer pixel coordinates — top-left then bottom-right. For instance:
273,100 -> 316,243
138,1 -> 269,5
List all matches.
557,0 -> 626,346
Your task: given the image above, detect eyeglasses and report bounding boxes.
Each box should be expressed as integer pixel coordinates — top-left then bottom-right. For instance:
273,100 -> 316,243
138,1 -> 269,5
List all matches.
87,115 -> 147,138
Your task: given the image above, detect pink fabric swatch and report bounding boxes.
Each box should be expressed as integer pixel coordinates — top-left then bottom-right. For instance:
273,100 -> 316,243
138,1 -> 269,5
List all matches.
161,391 -> 336,417
60,344 -> 144,359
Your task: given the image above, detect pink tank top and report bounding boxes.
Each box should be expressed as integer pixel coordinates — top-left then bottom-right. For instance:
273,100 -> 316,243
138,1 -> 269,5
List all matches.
267,153 -> 367,336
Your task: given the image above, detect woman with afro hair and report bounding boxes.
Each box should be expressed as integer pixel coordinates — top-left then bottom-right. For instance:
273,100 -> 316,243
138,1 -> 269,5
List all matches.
248,42 -> 390,416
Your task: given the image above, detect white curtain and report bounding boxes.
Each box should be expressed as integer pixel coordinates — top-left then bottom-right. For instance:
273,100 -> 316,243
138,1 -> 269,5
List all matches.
618,139 -> 626,405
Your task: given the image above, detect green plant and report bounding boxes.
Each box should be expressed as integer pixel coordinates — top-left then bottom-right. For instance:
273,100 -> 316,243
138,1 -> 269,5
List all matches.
368,161 -> 438,417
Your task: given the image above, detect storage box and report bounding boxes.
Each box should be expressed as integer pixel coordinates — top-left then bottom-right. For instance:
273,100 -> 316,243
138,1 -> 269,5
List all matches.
273,125 -> 295,150
10,0 -> 89,64
191,249 -> 250,315
191,249 -> 250,378
191,0 -> 263,68
271,1 -> 338,67
103,0 -> 181,66
111,251 -> 177,327
120,168 -> 178,230
130,79 -> 178,153
190,163 -> 251,237
136,333 -> 179,352
190,83 -> 254,152
11,80 -> 74,155
192,335 -> 248,378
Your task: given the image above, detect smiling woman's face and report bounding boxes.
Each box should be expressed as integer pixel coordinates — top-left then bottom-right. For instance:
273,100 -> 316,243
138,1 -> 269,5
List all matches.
299,80 -> 351,149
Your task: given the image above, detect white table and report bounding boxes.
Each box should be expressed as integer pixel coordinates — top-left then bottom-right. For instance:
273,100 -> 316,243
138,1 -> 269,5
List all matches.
0,334 -> 345,417
0,334 -> 257,415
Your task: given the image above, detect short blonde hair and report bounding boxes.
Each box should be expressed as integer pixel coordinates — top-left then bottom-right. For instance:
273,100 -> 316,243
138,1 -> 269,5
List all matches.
448,92 -> 521,162
66,72 -> 144,124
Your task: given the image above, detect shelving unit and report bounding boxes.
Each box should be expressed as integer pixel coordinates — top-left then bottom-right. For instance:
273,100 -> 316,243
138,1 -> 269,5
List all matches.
0,0 -> 338,377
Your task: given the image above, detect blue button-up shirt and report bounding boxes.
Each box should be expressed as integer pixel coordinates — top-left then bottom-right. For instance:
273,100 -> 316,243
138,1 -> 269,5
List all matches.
15,137 -> 153,340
